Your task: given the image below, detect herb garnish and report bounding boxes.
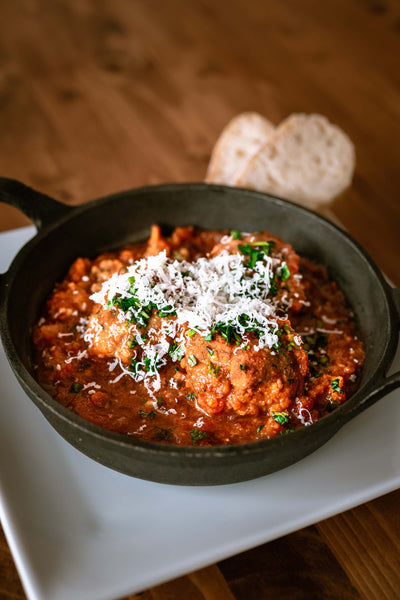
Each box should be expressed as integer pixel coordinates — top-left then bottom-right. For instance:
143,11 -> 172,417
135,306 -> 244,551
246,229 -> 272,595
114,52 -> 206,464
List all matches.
331,377 -> 344,394
138,409 -> 156,419
271,411 -> 291,425
169,340 -> 185,362
238,241 -> 272,269
280,263 -> 291,281
187,354 -> 198,367
70,382 -> 82,393
207,361 -> 220,375
190,428 -> 209,444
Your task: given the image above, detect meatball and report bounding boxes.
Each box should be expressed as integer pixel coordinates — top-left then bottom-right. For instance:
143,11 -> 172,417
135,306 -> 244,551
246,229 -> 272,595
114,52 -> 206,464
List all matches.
181,323 -> 308,417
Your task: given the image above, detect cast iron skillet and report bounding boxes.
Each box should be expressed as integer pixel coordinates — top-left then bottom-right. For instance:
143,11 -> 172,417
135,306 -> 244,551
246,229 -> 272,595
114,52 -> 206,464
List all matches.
1,178 -> 399,485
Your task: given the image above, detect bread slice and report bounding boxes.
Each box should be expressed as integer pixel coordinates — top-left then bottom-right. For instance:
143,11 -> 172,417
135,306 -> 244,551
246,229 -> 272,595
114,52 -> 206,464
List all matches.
205,112 -> 275,185
236,113 -> 355,209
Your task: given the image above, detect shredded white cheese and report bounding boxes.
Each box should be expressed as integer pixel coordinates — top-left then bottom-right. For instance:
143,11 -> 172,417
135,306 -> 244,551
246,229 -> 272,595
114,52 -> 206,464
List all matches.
88,247 -> 288,392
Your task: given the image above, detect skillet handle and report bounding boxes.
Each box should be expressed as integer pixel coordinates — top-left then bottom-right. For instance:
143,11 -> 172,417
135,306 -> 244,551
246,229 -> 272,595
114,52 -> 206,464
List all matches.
0,177 -> 71,231
391,287 -> 400,321
358,370 -> 400,413
355,286 -> 400,411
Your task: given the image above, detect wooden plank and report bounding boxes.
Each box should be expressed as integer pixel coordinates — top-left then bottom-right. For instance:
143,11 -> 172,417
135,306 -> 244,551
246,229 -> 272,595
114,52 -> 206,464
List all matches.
0,1 -> 399,599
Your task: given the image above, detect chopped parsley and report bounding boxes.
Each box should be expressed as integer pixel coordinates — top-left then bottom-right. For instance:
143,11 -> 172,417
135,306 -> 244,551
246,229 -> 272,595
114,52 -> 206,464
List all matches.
238,241 -> 272,269
207,361 -> 220,376
138,409 -> 156,419
212,321 -> 242,344
127,337 -> 138,348
190,428 -> 209,444
331,377 -> 344,394
280,263 -> 291,281
271,411 -> 291,425
157,304 -> 177,318
269,275 -> 279,297
230,230 -> 241,239
187,354 -> 198,367
70,382 -> 82,393
169,340 -> 185,362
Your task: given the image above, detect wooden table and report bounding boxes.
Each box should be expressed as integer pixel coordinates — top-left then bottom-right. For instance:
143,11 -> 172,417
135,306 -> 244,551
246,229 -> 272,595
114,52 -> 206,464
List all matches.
0,1 -> 399,598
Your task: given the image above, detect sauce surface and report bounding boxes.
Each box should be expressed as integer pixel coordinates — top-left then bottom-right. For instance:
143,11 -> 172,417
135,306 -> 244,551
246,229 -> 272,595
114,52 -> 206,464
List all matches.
32,226 -> 365,446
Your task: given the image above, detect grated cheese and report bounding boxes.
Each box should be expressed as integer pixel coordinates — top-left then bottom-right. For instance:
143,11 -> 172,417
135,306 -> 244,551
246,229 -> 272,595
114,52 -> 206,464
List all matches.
88,246 -> 289,392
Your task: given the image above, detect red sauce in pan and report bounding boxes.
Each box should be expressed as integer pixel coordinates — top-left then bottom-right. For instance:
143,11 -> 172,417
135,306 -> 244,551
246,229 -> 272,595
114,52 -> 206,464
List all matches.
32,226 -> 365,446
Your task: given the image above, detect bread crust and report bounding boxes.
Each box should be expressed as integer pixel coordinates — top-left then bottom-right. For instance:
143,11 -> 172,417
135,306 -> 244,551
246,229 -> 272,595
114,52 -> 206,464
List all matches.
235,113 -> 355,209
205,112 -> 275,185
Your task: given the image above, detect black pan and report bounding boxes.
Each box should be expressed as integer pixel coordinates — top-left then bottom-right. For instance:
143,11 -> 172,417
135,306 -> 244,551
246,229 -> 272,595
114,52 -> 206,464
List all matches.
1,178 -> 399,485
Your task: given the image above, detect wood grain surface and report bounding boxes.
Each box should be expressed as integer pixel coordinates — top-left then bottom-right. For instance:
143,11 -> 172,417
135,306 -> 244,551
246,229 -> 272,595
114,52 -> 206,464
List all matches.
0,1 -> 399,599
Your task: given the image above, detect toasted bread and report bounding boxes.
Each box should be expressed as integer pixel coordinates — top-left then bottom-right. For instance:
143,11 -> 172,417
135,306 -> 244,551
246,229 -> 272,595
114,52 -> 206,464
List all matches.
236,113 -> 355,208
205,112 -> 275,185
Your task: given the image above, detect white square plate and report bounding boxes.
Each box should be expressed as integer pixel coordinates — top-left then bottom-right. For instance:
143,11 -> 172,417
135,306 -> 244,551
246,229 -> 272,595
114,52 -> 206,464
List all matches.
1,226 -> 399,600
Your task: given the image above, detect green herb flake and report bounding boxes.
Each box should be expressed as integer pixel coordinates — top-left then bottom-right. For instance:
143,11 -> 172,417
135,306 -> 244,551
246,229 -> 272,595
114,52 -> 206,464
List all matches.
331,377 -> 344,394
187,354 -> 198,367
240,364 -> 246,370
169,340 -> 185,362
269,276 -> 278,297
207,361 -> 220,376
230,230 -> 241,239
187,329 -> 197,337
280,263 -> 291,281
204,333 -> 213,341
157,304 -> 177,318
186,392 -> 196,400
70,382 -> 83,393
138,409 -> 156,419
129,358 -> 139,374
271,411 -> 291,425
256,425 -> 265,434
206,347 -> 214,356
190,428 -> 209,444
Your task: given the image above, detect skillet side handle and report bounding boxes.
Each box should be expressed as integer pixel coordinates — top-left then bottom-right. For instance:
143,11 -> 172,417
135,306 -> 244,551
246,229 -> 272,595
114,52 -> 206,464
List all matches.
0,177 -> 71,231
358,286 -> 400,411
359,370 -> 400,413
391,287 -> 400,322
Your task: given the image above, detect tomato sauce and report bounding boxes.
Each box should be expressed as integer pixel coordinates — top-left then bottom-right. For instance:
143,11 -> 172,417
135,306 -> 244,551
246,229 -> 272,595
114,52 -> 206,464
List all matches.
32,226 -> 365,446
